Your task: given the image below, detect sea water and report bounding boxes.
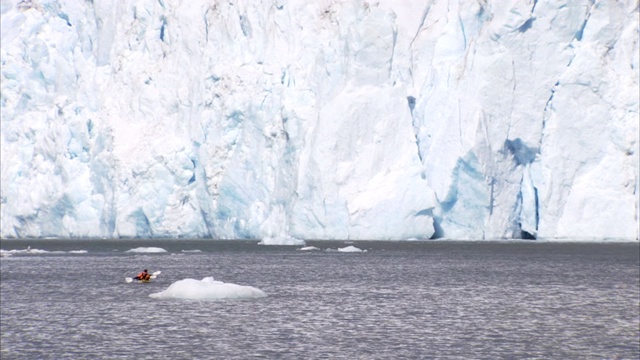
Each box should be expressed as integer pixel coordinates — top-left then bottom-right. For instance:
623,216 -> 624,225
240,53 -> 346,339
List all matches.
1,240 -> 638,359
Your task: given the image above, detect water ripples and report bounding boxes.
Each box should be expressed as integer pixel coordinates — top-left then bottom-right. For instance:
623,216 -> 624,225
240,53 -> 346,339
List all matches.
1,241 -> 638,359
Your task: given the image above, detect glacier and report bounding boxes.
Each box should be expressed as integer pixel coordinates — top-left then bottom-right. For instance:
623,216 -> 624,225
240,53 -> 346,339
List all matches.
1,0 -> 638,241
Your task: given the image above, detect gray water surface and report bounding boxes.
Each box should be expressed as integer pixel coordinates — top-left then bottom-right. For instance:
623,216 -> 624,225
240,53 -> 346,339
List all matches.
1,240 -> 639,359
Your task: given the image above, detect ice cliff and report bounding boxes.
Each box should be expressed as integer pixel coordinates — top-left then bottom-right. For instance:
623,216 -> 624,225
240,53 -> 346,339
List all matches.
1,0 -> 638,240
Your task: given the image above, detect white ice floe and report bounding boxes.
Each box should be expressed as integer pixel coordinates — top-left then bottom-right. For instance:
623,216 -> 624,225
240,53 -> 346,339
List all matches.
126,247 -> 168,253
149,277 -> 267,301
337,246 -> 366,253
0,247 -> 44,255
298,246 -> 320,251
0,247 -> 88,255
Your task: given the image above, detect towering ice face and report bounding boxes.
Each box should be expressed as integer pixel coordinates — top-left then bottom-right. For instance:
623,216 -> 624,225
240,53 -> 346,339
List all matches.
1,0 -> 638,240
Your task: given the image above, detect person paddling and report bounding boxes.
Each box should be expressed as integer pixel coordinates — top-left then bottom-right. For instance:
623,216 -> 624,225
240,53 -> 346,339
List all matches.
134,269 -> 151,281
125,269 -> 160,283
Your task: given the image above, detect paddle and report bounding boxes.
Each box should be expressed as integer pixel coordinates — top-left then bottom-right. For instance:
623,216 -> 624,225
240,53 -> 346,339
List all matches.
125,270 -> 161,283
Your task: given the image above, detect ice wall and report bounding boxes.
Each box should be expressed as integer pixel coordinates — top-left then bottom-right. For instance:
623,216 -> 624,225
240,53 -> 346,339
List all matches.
1,0 -> 638,240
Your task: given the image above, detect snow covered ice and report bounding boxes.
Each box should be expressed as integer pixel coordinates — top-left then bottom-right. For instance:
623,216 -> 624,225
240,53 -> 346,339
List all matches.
1,0 -> 638,241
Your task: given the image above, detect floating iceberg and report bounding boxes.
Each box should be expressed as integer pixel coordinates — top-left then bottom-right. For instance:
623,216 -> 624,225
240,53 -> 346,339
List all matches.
126,247 -> 168,253
337,246 -> 365,253
0,247 -> 87,255
149,277 -> 267,301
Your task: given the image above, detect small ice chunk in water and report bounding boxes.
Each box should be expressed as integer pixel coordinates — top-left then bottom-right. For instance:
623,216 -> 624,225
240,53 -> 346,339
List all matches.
126,247 -> 168,253
338,245 -> 365,253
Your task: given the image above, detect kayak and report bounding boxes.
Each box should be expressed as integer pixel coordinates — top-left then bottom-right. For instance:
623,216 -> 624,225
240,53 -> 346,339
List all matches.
125,271 -> 161,283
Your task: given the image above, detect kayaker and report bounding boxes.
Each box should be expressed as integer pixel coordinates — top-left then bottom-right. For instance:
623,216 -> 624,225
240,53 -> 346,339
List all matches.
134,269 -> 151,281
